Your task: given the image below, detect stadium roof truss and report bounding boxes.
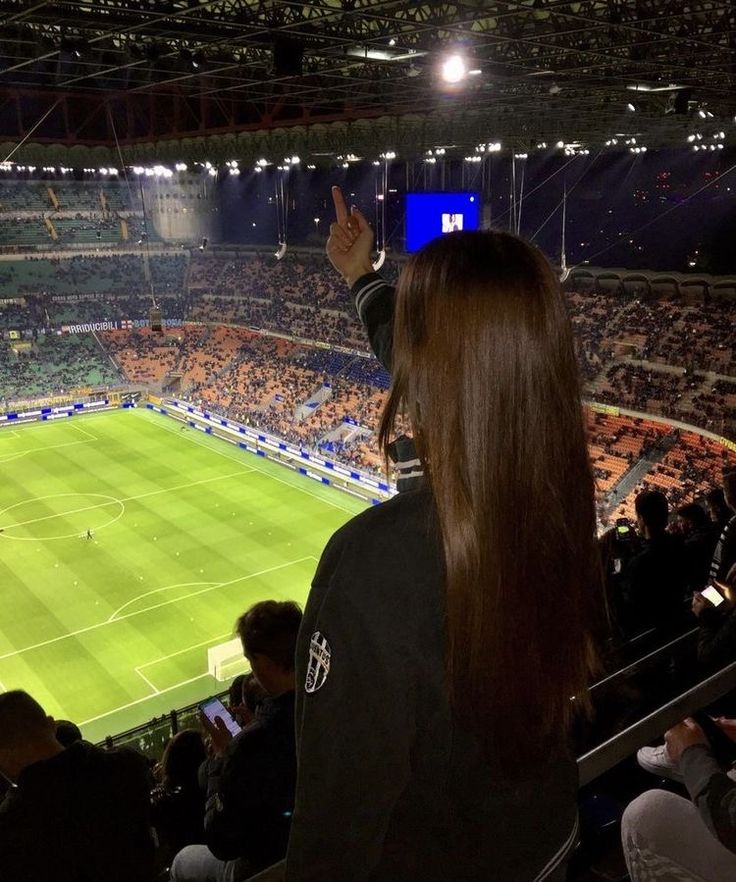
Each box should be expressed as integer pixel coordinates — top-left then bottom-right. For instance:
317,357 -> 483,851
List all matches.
0,0 -> 734,164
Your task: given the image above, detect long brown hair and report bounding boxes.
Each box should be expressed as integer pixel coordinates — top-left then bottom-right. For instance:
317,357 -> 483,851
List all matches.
379,230 -> 599,769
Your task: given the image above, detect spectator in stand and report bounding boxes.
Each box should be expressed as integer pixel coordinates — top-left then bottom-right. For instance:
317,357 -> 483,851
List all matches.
624,715 -> 736,880
709,472 -> 736,586
171,600 -> 300,882
707,487 -> 733,538
691,572 -> 736,675
284,189 -> 600,881
151,729 -> 207,871
619,490 -> 688,636
54,719 -> 82,748
226,672 -> 267,728
677,502 -> 719,594
0,689 -> 156,882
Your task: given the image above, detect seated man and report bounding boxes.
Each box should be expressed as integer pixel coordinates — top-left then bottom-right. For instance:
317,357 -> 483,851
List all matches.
171,600 -> 301,882
710,472 -> 736,586
624,716 -> 736,881
677,502 -> 718,594
0,690 -> 156,882
619,490 -> 688,635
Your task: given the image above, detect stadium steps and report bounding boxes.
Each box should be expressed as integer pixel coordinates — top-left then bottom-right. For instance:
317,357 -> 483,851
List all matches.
295,383 -> 331,421
602,430 -> 680,517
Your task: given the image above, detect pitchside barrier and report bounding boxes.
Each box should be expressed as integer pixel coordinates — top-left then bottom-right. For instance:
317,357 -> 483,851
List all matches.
147,397 -> 395,506
0,396 -> 118,426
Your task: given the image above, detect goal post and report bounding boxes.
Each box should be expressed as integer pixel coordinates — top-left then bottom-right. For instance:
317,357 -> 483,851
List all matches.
208,638 -> 249,682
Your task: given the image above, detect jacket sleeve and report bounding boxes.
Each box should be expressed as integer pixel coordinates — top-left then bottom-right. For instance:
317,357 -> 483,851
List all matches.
680,743 -> 736,853
285,534 -> 416,881
351,272 -> 395,371
203,732 -> 274,861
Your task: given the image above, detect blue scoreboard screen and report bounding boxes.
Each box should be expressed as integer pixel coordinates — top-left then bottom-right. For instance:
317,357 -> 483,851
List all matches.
405,192 -> 481,252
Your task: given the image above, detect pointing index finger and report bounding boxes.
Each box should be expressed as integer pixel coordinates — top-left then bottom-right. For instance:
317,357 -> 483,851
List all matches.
332,185 -> 349,225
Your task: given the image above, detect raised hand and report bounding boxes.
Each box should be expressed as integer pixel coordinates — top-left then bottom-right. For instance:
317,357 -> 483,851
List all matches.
326,185 -> 375,287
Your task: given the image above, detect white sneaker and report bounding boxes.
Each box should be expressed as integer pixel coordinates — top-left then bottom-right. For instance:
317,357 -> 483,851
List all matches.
637,744 -> 736,782
637,745 -> 683,782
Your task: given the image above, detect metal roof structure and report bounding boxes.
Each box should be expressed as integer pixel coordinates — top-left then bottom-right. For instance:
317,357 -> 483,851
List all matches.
0,0 -> 733,163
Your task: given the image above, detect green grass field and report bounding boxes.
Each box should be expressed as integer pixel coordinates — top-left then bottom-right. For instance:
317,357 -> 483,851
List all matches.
0,408 -> 365,742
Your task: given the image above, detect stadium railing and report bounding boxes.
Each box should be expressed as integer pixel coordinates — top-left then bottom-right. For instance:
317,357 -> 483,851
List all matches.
239,654 -> 736,882
97,688 -> 229,756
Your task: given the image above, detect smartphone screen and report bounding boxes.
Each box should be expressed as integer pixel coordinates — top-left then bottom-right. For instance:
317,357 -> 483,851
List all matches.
702,585 -> 725,608
199,697 -> 242,737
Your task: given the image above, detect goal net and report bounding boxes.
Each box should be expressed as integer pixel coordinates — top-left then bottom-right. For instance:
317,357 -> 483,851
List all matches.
207,638 -> 249,682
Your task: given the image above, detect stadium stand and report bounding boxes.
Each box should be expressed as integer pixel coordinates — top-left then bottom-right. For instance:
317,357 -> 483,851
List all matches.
2,249 -> 736,882
0,333 -> 120,403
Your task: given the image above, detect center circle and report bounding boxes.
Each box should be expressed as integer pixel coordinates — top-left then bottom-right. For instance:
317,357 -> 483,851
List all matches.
0,493 -> 125,541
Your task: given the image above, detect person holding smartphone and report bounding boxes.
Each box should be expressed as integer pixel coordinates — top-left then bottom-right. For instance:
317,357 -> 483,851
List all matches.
285,190 -> 600,881
171,600 -> 301,882
624,714 -> 736,881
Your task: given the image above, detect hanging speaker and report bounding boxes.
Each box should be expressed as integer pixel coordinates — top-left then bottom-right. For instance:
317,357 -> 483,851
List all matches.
272,38 -> 304,77
665,88 -> 692,115
150,307 -> 162,332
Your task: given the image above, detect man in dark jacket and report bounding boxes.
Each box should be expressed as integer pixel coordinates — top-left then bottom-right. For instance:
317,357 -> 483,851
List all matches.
709,472 -> 736,585
0,689 -> 156,882
619,490 -> 688,636
677,502 -> 719,594
171,600 -> 300,882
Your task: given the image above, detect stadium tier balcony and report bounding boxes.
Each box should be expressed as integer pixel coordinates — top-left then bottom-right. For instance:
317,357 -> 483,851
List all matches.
0,333 -> 120,404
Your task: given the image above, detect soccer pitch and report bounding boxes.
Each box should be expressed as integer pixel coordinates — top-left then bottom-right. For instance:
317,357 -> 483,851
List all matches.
0,407 -> 366,743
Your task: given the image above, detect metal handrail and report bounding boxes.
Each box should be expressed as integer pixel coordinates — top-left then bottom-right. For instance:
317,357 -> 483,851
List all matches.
245,659 -> 736,881
589,626 -> 698,692
578,659 -> 736,786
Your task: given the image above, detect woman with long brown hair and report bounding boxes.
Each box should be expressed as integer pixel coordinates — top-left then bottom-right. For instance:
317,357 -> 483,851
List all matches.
285,188 -> 599,881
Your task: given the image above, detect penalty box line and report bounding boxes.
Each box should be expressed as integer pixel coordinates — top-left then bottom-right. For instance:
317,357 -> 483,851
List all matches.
134,630 -> 235,696
0,421 -> 98,464
0,556 -> 317,662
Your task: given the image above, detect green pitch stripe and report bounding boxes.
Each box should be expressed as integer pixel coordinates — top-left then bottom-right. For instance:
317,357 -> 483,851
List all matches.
0,408 -> 366,742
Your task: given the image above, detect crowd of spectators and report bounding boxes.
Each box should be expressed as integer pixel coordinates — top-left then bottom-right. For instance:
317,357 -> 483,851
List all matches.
2,472 -> 736,881
0,599 -> 300,882
0,333 -> 120,404
0,251 -> 732,434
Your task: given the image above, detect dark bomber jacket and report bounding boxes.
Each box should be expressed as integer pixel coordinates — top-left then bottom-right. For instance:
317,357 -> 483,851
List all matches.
284,273 -> 579,881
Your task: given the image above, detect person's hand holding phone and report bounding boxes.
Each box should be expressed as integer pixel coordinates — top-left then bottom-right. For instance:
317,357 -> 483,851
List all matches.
199,697 -> 241,756
692,591 -> 714,618
200,710 -> 235,757
326,186 -> 374,286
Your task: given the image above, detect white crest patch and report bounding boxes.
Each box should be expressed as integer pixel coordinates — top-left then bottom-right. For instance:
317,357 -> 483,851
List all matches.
305,631 -> 331,694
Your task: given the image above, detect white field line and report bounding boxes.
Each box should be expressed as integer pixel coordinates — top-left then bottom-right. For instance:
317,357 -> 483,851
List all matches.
108,581 -> 215,623
0,419 -> 98,464
69,422 -> 98,442
147,407 -> 359,515
137,631 -> 233,670
0,469 -> 254,531
0,437 -> 91,464
0,557 -> 316,661
0,430 -> 20,440
80,673 -> 211,726
0,679 -> 6,693
135,667 -> 161,695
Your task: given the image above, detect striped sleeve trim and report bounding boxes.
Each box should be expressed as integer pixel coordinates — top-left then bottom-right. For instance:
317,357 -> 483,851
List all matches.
352,273 -> 388,324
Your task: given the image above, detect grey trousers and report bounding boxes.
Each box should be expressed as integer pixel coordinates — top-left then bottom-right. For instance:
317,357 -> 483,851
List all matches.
170,844 -> 250,882
622,789 -> 736,882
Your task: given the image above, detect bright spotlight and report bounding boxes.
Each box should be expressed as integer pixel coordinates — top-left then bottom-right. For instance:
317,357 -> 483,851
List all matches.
627,103 -> 636,112
441,54 -> 467,84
